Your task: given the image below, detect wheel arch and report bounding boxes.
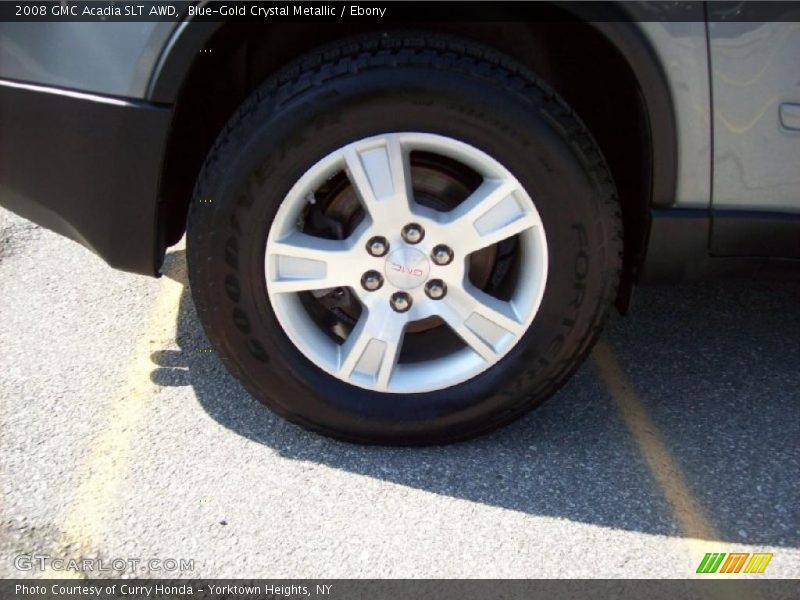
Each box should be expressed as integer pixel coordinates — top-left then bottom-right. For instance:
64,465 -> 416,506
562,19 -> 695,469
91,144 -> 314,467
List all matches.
150,12 -> 679,310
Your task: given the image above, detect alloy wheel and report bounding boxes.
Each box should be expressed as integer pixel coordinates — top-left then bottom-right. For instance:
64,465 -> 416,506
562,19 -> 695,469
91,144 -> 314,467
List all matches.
265,133 -> 548,393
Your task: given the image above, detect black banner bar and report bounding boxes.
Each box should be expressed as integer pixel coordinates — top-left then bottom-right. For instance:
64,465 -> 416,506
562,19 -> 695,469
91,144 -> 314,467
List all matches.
3,579 -> 800,600
3,1 -> 800,23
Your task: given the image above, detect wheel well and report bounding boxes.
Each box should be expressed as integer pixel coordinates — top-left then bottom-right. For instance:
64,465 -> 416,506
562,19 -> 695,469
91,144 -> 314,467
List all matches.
157,19 -> 660,310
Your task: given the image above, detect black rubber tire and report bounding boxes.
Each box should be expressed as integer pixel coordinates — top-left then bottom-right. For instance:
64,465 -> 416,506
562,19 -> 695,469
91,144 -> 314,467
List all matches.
186,33 -> 623,445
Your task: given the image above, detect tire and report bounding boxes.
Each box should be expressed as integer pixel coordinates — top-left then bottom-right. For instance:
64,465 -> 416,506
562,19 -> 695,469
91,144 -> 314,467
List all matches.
186,33 -> 622,445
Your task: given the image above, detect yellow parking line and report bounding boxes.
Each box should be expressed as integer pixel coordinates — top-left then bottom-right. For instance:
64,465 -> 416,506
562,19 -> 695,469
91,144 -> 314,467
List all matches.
589,339 -> 776,592
592,341 -> 772,591
48,261 -> 185,575
592,338 -> 717,542
592,339 -> 743,584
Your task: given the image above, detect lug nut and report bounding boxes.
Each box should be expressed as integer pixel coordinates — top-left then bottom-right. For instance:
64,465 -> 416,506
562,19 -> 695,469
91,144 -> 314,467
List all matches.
366,236 -> 389,257
401,223 -> 425,244
431,244 -> 453,266
425,279 -> 447,300
361,270 -> 383,292
390,291 -> 412,313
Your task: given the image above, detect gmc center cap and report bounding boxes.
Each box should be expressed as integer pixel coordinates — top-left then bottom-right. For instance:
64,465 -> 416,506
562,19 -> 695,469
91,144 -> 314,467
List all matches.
384,247 -> 430,290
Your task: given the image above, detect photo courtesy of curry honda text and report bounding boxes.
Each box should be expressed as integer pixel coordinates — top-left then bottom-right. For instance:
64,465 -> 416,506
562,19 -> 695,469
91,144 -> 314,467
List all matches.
2,4 -> 799,444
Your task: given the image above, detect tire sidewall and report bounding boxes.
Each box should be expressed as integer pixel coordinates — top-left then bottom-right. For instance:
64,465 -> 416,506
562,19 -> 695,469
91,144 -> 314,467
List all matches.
189,62 -> 617,443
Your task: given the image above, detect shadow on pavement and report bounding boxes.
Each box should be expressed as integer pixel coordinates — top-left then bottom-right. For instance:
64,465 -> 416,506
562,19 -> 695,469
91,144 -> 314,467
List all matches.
153,249 -> 800,547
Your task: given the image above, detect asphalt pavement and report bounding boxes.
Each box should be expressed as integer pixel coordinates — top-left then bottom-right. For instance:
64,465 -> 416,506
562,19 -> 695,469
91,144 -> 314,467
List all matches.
1,207 -> 798,578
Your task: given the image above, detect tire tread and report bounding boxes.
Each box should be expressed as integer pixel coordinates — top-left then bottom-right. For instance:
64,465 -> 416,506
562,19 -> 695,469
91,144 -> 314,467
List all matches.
187,33 -> 623,444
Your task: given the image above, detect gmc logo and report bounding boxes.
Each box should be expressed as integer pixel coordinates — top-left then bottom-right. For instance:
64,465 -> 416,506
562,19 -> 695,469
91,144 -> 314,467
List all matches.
389,263 -> 424,277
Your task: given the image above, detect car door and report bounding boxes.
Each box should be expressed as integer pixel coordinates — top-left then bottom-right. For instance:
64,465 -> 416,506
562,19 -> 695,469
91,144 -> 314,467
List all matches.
707,6 -> 800,258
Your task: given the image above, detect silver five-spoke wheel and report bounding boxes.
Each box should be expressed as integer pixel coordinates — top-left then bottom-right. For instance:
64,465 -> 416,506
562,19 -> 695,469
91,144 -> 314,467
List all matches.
265,133 -> 548,393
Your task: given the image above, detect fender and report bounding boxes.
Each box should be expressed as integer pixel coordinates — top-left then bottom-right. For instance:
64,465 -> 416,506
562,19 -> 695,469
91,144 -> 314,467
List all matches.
146,5 -> 679,212
146,3 -> 688,298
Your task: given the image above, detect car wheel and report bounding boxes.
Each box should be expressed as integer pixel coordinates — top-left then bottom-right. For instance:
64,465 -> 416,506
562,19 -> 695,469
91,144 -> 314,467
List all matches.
186,33 -> 622,445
